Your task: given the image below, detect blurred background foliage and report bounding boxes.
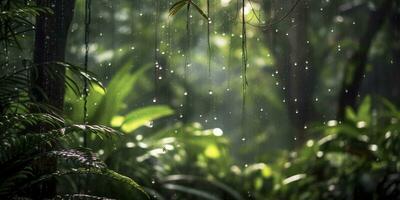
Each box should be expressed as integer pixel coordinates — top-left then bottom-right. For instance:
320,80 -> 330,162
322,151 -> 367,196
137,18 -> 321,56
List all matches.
1,0 -> 400,199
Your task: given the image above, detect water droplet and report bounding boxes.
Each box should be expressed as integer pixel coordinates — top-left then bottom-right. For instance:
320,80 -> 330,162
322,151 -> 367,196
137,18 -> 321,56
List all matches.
327,120 -> 337,127
126,142 -> 135,148
369,144 -> 378,152
148,121 -> 154,128
306,140 -> 314,147
136,134 -> 143,141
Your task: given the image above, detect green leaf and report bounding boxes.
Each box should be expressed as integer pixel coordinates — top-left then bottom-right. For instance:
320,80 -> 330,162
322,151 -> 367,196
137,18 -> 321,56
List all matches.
23,168 -> 148,199
204,144 -> 221,159
169,0 -> 209,20
162,175 -> 243,200
91,64 -> 150,125
190,1 -> 208,20
169,0 -> 188,16
282,174 -> 306,185
120,105 -> 174,133
163,183 -> 221,200
357,96 -> 371,120
345,107 -> 357,122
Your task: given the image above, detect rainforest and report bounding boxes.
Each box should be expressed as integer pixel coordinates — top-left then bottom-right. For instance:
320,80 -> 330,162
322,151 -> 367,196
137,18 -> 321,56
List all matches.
0,0 -> 400,199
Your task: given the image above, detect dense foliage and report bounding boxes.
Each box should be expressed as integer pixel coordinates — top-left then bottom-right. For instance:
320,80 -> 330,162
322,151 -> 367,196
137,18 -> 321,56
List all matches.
1,0 -> 399,199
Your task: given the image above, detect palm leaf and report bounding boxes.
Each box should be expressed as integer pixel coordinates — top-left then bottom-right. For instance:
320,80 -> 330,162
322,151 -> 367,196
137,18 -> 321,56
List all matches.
119,105 -> 174,133
91,64 -> 149,125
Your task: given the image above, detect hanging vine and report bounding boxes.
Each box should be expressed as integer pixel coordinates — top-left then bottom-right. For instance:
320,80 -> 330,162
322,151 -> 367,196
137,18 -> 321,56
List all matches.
154,0 -> 160,103
241,0 -> 248,138
181,2 -> 191,121
79,0 -> 92,193
168,0 -> 250,130
207,0 -> 211,81
83,0 -> 91,146
185,3 -> 191,81
207,0 -> 214,118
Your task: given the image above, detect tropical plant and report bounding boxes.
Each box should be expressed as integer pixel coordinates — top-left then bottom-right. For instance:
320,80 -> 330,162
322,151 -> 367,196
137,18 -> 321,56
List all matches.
273,97 -> 400,200
0,0 -> 51,48
0,67 -> 148,199
0,112 -> 147,199
63,61 -> 281,199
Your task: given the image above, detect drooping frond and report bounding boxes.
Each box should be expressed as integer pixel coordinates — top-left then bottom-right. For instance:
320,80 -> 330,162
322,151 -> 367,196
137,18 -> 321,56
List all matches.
22,168 -> 148,198
0,3 -> 52,48
54,194 -> 116,200
47,149 -> 106,169
0,61 -> 104,113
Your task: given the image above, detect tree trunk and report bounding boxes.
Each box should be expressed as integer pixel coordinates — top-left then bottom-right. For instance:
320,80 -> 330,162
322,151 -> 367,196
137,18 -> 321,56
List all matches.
31,0 -> 75,109
286,0 -> 311,146
29,0 -> 75,198
262,0 -> 312,147
388,3 -> 400,104
337,0 -> 394,119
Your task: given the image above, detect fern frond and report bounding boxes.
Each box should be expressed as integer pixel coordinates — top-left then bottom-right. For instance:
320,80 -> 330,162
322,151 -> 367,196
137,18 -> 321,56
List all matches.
0,61 -> 104,113
22,168 -> 148,198
0,167 -> 33,198
64,124 -> 123,139
0,133 -> 57,165
54,194 -> 116,200
0,113 -> 64,134
47,149 -> 106,169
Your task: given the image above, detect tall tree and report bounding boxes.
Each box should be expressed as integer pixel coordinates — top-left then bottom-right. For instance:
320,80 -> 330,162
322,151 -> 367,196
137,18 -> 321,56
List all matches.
262,0 -> 312,147
31,0 -> 75,109
29,0 -> 75,198
337,0 -> 394,119
286,0 -> 312,145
